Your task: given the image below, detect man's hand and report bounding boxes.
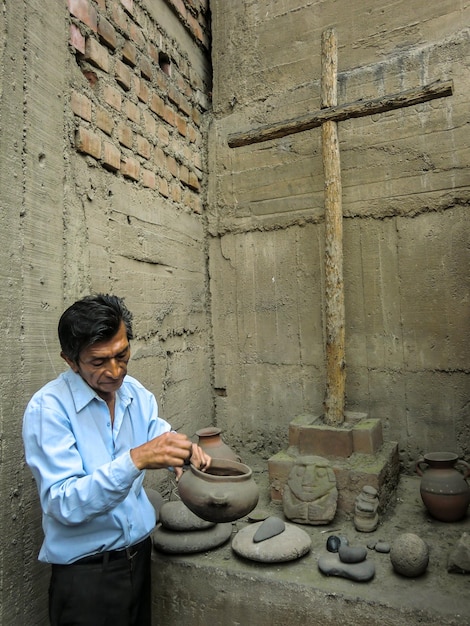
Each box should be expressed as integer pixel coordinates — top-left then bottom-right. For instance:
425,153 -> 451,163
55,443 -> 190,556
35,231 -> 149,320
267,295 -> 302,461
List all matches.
130,431 -> 211,476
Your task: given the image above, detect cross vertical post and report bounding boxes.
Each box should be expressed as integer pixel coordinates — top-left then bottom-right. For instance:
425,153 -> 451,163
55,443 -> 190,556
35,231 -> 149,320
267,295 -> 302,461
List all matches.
321,29 -> 345,425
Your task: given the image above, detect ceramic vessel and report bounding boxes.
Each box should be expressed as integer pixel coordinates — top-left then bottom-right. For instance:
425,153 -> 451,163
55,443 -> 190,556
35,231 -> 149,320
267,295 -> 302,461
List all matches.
416,452 -> 470,522
178,458 -> 259,523
195,427 -> 240,462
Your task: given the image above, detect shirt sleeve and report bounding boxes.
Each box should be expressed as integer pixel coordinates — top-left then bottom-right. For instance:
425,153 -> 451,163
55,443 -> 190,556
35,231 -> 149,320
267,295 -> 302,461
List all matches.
22,382 -> 170,527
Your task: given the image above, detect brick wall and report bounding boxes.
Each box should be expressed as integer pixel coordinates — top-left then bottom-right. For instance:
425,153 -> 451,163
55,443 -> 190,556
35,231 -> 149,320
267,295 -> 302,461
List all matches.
67,0 -> 210,213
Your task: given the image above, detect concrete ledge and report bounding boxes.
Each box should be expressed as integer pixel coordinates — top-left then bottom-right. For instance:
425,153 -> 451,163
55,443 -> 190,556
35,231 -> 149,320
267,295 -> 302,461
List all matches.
151,475 -> 469,626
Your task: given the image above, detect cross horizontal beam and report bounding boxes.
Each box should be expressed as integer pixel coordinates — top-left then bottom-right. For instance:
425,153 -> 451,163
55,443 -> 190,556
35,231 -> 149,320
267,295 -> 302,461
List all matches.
228,79 -> 453,148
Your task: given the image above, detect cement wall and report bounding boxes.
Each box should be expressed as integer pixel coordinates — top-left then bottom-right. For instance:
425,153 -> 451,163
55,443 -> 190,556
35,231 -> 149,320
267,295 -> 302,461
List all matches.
0,0 -> 212,623
208,0 -> 470,467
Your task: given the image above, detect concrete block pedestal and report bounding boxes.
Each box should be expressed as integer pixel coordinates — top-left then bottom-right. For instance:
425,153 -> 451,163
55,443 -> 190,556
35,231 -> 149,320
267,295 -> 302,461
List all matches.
268,413 -> 399,514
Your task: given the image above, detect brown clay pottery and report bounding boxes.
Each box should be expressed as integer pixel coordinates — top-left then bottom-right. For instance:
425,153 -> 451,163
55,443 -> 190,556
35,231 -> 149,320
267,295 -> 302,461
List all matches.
416,452 -> 470,522
195,426 -> 241,462
177,458 -> 259,523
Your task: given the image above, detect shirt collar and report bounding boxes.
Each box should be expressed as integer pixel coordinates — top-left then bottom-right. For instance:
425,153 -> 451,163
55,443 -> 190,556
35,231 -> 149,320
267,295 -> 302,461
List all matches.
64,369 -> 133,412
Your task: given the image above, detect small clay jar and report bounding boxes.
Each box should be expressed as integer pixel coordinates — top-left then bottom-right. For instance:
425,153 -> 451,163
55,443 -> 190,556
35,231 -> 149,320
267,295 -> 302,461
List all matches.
416,452 -> 470,522
195,426 -> 240,462
177,458 -> 259,523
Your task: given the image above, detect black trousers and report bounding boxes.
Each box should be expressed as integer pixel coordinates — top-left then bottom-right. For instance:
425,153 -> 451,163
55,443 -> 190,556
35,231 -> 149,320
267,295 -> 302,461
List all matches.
49,537 -> 152,626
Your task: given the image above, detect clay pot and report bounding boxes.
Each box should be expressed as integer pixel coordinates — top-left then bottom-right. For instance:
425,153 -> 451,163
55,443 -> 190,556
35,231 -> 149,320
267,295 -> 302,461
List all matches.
416,452 -> 470,522
195,427 -> 240,462
177,458 -> 259,523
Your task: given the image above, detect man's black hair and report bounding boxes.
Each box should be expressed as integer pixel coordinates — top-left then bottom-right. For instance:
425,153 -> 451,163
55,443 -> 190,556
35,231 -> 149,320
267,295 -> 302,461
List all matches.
58,294 -> 134,363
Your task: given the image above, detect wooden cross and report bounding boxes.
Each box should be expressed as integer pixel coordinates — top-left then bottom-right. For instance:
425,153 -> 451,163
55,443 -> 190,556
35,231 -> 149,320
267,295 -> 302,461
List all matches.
228,29 -> 453,426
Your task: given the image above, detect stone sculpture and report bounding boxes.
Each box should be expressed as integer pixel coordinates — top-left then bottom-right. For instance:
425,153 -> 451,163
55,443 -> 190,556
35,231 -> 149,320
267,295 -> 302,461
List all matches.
282,455 -> 338,525
354,485 -> 379,532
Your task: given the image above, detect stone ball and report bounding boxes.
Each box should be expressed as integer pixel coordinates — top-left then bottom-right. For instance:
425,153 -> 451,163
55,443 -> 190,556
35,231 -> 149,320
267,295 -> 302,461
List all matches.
390,533 -> 429,577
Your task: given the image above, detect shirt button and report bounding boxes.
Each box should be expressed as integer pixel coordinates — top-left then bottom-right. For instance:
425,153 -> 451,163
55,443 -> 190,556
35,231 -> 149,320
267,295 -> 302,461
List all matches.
107,422 -> 111,427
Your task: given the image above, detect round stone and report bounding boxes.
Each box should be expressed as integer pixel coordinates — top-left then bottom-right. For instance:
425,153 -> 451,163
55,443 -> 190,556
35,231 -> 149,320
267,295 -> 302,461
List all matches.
152,522 -> 232,554
159,500 -> 215,531
232,521 -> 311,563
326,535 -> 341,552
390,533 -> 429,577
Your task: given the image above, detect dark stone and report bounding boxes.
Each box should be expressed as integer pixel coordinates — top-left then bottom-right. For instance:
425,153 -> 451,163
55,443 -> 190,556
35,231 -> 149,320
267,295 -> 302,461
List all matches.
326,535 -> 341,552
253,516 -> 285,543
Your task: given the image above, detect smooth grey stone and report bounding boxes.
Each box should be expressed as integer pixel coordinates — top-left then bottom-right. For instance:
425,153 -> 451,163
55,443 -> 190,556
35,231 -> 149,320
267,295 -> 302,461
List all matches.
318,553 -> 375,582
375,541 -> 391,553
338,545 -> 367,563
447,532 -> 470,573
159,500 -> 215,532
232,521 -> 311,563
253,516 -> 285,543
152,522 -> 232,554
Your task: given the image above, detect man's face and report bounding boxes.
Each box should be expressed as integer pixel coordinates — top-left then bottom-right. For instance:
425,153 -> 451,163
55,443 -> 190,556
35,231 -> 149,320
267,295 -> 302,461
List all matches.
63,321 -> 130,401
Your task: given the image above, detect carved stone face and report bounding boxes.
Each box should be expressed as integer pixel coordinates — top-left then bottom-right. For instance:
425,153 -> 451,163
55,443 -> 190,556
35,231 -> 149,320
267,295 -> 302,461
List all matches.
287,456 -> 336,502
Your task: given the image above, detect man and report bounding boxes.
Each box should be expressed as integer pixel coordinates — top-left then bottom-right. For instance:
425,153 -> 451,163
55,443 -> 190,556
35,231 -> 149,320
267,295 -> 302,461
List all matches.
23,294 -> 211,626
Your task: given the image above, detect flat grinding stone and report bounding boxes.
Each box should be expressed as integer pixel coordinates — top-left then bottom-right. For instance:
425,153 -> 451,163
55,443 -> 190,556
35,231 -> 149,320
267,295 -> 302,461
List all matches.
152,523 -> 232,554
159,500 -> 215,531
232,521 -> 311,563
318,553 -> 376,582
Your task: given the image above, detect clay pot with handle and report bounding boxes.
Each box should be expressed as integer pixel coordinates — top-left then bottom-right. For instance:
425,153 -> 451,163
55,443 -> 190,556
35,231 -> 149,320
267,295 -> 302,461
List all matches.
416,452 -> 470,522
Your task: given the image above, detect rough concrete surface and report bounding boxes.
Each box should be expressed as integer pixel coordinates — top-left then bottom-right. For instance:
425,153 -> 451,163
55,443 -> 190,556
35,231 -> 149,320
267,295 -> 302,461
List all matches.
152,454 -> 470,626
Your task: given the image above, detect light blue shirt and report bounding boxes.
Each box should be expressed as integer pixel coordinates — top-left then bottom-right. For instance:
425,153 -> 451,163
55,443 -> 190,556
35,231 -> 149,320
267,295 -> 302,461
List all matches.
23,369 -> 171,564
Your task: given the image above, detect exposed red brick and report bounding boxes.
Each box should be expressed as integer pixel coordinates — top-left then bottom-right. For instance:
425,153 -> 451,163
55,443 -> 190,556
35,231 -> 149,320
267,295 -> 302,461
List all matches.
120,0 -> 133,15
175,113 -> 187,137
179,164 -> 189,185
118,122 -> 133,149
149,93 -> 164,118
75,126 -> 101,159
154,146 -> 165,167
142,169 -> 156,189
166,155 -> 178,177
136,135 -> 151,159
103,85 -> 122,111
158,176 -> 169,198
98,16 -> 117,50
129,22 -> 147,50
115,59 -> 131,91
134,78 -> 149,103
170,182 -> 182,203
157,125 -> 169,146
70,24 -> 85,54
96,107 -> 114,136
167,84 -> 179,107
95,0 -> 106,9
187,124 -> 198,144
142,110 -> 156,136
71,91 -> 92,121
111,4 -> 128,31
162,105 -> 175,126
68,0 -> 97,32
121,156 -> 140,181
122,40 -> 137,67
140,56 -> 153,81
147,43 -> 159,65
187,170 -> 200,191
84,37 -> 109,73
125,99 -> 140,123
103,142 -> 121,171
178,94 -> 191,116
